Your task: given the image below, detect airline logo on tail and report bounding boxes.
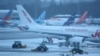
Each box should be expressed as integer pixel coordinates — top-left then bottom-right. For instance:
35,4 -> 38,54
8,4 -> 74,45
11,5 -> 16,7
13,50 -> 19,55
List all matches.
92,30 -> 100,38
0,9 -> 13,27
16,5 -> 38,26
22,10 -> 32,23
35,11 -> 46,24
63,13 -> 76,26
3,9 -> 13,20
77,11 -> 88,24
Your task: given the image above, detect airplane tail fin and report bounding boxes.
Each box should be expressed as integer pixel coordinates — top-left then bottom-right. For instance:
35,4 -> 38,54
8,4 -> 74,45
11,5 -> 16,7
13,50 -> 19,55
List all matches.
63,13 -> 76,26
3,9 -> 13,20
35,11 -> 46,24
76,11 -> 88,24
0,9 -> 13,27
16,5 -> 38,26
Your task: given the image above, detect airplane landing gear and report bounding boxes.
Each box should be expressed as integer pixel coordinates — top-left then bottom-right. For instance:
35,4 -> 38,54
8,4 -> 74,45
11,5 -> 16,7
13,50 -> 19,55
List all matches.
70,42 -> 88,54
71,48 -> 83,54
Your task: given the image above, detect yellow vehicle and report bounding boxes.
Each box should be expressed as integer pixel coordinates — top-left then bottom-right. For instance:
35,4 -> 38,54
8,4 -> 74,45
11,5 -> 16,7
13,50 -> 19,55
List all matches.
12,41 -> 27,48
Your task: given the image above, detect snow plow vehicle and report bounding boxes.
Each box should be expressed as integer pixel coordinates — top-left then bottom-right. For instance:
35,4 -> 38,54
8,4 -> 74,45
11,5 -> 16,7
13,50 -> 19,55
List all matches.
12,41 -> 27,48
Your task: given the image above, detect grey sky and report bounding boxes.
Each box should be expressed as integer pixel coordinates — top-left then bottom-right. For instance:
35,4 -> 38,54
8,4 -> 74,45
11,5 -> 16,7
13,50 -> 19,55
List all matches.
0,0 -> 99,18
0,0 -> 96,5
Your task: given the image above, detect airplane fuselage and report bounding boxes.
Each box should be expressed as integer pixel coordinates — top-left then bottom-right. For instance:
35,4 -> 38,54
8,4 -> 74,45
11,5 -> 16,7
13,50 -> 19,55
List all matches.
28,25 -> 100,38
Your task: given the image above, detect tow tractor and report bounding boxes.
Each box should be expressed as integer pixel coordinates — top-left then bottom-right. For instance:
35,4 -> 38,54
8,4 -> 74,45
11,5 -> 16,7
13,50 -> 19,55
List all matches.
31,43 -> 48,52
12,41 -> 27,48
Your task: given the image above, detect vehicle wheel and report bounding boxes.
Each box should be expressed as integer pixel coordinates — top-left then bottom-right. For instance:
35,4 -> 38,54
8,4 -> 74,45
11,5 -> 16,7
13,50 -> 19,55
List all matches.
12,44 -> 21,48
41,47 -> 45,51
12,44 -> 18,48
43,47 -> 48,51
40,47 -> 48,52
72,50 -> 77,54
12,44 -> 16,48
78,50 -> 83,54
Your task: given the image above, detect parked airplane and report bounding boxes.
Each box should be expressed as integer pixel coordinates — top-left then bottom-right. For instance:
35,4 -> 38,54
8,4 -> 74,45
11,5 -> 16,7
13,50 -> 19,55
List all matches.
76,11 -> 88,24
16,5 -> 100,46
0,10 -> 18,18
45,13 -> 77,26
38,11 -> 88,26
35,11 -> 46,25
0,9 -> 20,27
63,13 -> 77,26
0,9 -> 13,27
86,17 -> 100,25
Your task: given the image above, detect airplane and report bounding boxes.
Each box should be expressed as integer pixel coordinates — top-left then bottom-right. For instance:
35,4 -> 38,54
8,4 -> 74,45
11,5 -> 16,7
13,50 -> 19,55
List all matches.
44,11 -> 100,26
64,11 -> 87,26
16,5 -> 100,46
38,11 -> 88,26
44,14 -> 77,26
84,41 -> 100,48
35,11 -> 46,25
86,17 -> 100,25
0,9 -> 13,27
63,13 -> 78,26
76,11 -> 88,24
0,9 -> 20,27
0,10 -> 18,18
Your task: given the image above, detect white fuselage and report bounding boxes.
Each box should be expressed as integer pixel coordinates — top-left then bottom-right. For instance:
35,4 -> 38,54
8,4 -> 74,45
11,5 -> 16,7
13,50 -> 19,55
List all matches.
28,25 -> 100,38
44,18 -> 80,26
0,27 -> 65,40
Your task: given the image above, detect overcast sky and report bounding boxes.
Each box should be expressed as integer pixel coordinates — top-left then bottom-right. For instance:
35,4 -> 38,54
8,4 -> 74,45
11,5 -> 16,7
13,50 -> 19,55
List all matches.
0,0 -> 99,18
0,0 -> 96,6
0,0 -> 97,9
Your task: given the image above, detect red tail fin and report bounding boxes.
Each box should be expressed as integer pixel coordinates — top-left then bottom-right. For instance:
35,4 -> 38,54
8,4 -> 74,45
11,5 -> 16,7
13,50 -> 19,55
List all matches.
77,11 -> 88,23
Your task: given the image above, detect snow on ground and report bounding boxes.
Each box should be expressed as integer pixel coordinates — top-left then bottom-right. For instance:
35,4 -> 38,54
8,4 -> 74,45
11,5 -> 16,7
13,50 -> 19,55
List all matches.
0,38 -> 100,56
